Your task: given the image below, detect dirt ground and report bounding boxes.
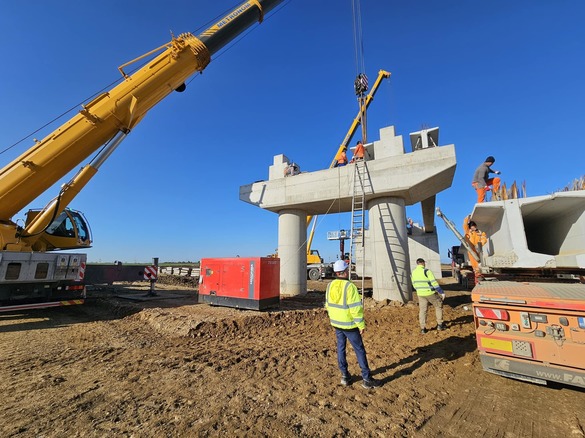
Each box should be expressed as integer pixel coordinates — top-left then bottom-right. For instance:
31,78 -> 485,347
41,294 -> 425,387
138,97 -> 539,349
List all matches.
1,275 -> 585,437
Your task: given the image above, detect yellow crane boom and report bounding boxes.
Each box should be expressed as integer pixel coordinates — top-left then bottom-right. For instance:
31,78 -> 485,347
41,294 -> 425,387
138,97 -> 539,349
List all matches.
0,0 -> 284,252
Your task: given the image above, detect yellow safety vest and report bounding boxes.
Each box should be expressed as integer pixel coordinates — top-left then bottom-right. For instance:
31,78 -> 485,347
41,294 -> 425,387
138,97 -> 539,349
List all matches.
411,265 -> 440,297
325,279 -> 365,330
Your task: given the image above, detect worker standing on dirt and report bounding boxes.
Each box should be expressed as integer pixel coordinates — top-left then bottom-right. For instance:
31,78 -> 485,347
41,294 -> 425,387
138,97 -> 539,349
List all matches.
325,260 -> 382,389
350,140 -> 365,163
472,156 -> 501,203
411,258 -> 446,334
463,217 -> 488,278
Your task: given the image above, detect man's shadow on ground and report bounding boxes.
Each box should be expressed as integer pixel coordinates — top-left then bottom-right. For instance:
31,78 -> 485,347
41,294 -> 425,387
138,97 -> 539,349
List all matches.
372,314 -> 476,384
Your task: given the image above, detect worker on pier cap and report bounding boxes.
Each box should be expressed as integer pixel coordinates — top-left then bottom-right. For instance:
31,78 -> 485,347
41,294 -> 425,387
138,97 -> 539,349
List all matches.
350,140 -> 365,163
335,149 -> 348,167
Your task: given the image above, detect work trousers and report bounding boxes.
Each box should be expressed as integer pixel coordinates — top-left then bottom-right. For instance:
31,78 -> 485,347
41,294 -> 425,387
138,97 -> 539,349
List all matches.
418,293 -> 443,329
334,327 -> 372,381
474,177 -> 501,203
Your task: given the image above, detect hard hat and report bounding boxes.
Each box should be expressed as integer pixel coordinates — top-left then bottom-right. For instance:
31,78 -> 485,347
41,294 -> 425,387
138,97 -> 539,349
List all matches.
333,260 -> 349,272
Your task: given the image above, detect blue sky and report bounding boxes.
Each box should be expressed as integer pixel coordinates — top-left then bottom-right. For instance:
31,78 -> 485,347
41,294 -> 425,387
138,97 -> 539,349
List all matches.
1,1 -> 584,264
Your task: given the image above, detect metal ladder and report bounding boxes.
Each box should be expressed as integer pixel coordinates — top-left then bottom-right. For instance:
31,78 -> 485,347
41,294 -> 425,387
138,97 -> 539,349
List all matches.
349,159 -> 370,296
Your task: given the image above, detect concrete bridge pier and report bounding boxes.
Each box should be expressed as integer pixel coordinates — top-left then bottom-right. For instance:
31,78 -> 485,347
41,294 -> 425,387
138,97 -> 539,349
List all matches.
278,208 -> 307,296
240,126 -> 457,301
368,196 -> 412,302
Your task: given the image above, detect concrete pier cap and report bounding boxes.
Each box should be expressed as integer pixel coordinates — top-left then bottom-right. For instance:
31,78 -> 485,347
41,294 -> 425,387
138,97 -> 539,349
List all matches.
240,125 -> 456,302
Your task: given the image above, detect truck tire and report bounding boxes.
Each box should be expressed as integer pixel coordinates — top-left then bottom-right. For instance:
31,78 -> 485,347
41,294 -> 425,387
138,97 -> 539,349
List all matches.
308,268 -> 320,281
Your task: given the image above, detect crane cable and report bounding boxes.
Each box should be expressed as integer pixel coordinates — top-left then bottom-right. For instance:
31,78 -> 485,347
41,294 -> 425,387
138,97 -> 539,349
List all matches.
351,0 -> 368,143
352,0 -> 366,78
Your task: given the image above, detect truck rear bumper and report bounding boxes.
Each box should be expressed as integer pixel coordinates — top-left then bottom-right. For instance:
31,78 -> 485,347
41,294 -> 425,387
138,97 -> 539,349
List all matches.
480,352 -> 585,389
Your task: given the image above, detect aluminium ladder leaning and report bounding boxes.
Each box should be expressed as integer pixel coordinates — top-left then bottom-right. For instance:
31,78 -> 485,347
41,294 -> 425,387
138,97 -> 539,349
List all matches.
348,159 -> 371,300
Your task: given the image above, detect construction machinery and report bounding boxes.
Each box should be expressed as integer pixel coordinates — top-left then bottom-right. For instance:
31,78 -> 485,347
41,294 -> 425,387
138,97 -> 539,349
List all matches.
436,208 -> 480,287
199,257 -> 280,310
0,0 -> 284,311
438,190 -> 585,388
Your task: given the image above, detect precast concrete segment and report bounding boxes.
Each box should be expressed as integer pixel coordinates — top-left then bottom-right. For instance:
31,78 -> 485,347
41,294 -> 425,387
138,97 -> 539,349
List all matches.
278,209 -> 307,296
470,191 -> 585,269
368,197 -> 412,302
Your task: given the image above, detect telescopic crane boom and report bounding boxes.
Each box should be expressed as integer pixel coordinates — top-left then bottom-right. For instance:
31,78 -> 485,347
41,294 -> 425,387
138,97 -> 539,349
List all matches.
435,207 -> 480,262
0,0 -> 284,311
0,0 -> 284,252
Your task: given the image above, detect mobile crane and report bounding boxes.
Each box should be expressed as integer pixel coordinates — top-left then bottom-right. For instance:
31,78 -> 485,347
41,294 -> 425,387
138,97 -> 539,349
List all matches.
0,0 -> 284,311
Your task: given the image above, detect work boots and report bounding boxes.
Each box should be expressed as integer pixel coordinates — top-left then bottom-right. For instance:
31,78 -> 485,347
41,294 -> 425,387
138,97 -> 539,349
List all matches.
362,378 -> 382,389
340,375 -> 352,386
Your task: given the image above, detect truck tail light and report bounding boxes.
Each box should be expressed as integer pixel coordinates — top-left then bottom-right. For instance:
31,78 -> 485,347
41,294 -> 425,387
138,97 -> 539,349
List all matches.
475,307 -> 510,321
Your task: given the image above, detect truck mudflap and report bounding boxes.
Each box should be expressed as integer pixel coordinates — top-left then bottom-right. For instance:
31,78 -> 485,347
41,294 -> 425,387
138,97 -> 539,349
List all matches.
480,352 -> 585,389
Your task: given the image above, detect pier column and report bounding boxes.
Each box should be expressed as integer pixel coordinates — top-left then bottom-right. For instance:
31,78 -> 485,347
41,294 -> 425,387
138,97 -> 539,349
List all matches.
278,209 -> 307,296
368,197 -> 412,303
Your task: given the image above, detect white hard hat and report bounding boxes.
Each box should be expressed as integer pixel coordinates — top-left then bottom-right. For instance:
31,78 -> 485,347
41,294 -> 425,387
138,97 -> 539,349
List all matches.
333,260 -> 349,272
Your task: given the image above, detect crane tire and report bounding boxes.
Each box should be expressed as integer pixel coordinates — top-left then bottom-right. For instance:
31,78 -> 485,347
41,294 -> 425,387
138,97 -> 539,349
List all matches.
308,268 -> 320,281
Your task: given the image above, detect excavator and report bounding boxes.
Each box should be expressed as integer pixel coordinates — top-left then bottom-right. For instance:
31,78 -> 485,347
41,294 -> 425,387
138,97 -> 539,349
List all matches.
0,0 -> 284,311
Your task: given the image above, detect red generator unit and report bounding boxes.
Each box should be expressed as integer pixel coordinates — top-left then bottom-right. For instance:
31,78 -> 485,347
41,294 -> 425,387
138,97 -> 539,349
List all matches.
198,257 -> 280,310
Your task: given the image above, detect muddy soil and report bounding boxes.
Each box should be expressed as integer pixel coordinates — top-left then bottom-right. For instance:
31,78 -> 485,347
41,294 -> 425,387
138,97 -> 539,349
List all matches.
1,277 -> 584,437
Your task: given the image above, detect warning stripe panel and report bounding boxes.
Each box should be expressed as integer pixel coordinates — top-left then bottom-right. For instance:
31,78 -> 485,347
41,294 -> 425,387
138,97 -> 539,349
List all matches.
144,266 -> 158,280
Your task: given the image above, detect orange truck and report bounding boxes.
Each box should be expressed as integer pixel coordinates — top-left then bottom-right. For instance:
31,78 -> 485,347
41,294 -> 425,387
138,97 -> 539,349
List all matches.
473,280 -> 585,388
438,191 -> 585,388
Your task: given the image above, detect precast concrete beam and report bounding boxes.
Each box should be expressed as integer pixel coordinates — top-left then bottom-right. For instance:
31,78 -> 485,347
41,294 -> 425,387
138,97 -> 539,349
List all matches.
471,191 -> 585,269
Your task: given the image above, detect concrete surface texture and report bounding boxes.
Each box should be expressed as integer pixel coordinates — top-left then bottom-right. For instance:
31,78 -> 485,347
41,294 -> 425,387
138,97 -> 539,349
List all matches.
355,222 -> 443,282
471,191 -> 585,269
240,125 -> 456,301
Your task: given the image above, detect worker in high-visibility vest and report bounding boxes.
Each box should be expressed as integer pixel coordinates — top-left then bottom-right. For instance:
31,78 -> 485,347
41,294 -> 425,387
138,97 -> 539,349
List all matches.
411,258 -> 446,334
325,260 -> 382,389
